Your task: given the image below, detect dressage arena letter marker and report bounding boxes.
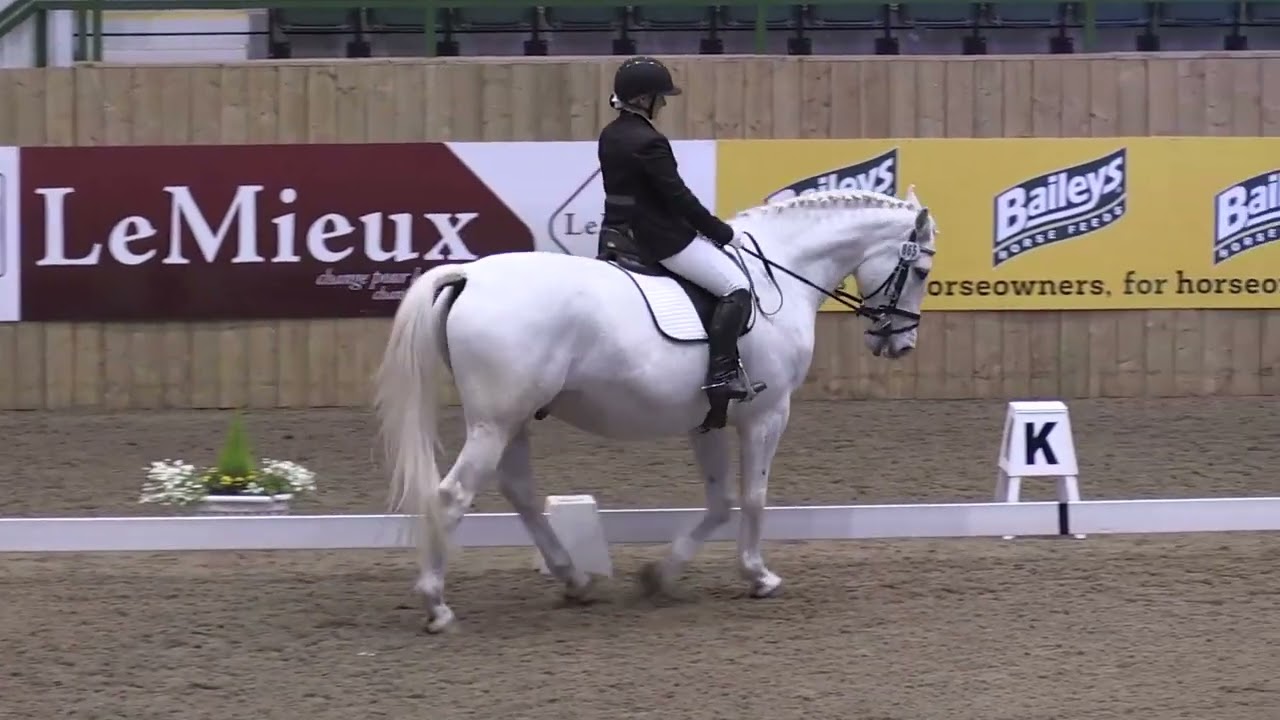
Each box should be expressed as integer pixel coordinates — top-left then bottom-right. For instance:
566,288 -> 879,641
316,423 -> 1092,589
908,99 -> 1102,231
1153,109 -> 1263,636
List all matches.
995,400 -> 1085,540
533,495 -> 613,578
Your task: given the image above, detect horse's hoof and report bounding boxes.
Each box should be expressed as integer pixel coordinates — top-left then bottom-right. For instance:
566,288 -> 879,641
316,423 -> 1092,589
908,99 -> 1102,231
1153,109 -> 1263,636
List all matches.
425,622 -> 460,635
424,606 -> 457,634
561,576 -> 601,607
749,573 -> 783,599
636,561 -> 670,598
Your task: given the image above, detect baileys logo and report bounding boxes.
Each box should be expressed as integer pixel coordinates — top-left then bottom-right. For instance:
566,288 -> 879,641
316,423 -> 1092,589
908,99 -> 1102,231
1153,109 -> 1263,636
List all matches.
766,148 -> 898,204
992,148 -> 1127,267
1213,169 -> 1280,264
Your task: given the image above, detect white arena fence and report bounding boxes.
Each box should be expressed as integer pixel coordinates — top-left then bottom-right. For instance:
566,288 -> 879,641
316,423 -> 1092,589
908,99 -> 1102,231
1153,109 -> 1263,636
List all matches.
4,403 -> 1275,557
3,498 -> 1280,554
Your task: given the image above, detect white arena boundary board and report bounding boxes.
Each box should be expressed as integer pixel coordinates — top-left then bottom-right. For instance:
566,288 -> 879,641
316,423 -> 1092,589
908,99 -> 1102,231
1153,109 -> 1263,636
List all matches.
3,498 -> 1280,553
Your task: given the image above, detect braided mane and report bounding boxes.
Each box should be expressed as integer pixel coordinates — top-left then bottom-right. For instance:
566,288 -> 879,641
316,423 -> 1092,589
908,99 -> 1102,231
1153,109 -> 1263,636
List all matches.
733,188 -> 920,221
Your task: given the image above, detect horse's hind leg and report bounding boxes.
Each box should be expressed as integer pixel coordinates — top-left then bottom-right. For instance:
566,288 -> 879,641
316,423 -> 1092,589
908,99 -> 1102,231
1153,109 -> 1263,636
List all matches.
496,425 -> 596,603
639,429 -> 734,596
419,421 -> 512,633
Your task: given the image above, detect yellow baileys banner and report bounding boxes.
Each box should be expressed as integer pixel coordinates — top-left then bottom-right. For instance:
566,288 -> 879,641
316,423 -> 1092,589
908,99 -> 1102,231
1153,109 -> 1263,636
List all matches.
716,137 -> 1280,311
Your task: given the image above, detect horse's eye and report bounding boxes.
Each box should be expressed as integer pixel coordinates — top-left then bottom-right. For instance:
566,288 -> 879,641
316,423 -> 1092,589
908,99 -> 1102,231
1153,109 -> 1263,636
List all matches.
913,267 -> 929,280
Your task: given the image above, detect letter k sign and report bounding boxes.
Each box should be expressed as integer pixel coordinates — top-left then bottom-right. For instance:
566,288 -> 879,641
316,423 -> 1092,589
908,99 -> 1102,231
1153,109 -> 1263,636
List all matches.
1024,421 -> 1058,465
997,400 -> 1080,480
995,401 -> 1084,538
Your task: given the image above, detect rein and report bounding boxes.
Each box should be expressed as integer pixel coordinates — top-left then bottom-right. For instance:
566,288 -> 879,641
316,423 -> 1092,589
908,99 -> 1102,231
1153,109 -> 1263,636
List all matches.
731,227 -> 933,338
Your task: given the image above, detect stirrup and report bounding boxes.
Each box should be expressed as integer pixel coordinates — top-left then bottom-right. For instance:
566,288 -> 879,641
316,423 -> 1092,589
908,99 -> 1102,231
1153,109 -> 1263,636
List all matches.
701,374 -> 747,398
700,359 -> 767,403
696,361 -> 768,433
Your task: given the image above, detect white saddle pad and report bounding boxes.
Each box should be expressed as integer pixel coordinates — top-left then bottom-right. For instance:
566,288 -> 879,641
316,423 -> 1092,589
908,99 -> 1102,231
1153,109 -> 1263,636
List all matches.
625,271 -> 709,342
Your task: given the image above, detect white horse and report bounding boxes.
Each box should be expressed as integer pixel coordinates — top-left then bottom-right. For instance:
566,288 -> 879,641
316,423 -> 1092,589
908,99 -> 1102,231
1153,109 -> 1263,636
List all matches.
375,186 -> 939,633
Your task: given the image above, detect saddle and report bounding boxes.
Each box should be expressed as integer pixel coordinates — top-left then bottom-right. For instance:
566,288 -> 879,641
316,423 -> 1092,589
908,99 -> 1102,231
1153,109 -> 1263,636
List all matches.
596,227 -> 754,343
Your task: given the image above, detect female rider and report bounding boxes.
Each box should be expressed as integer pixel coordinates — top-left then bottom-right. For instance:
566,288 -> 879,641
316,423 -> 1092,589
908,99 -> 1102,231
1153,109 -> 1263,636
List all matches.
596,56 -> 754,404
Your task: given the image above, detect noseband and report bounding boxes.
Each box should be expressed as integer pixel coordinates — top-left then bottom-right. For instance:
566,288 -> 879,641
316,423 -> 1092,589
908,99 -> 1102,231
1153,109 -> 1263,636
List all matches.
734,225 -> 935,338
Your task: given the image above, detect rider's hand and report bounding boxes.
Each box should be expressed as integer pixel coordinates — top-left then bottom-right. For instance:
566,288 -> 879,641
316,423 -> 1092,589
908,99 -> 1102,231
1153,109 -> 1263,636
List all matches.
724,229 -> 747,249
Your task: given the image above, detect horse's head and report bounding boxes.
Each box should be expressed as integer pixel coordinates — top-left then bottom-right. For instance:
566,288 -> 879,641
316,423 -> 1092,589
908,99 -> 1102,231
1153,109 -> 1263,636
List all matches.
849,184 -> 937,360
732,184 -> 939,360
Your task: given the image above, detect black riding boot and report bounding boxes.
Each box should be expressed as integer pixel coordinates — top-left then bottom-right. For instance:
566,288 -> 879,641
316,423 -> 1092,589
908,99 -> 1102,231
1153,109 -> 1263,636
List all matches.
702,290 -> 752,401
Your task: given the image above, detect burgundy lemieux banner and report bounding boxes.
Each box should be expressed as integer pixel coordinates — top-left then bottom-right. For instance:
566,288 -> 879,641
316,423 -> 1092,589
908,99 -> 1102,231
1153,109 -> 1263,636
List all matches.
20,144 -> 535,321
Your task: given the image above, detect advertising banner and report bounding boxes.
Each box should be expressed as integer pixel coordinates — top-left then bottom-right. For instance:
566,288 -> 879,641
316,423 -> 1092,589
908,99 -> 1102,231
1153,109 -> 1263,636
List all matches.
0,146 -> 17,322
717,137 -> 1280,311
18,140 -> 716,321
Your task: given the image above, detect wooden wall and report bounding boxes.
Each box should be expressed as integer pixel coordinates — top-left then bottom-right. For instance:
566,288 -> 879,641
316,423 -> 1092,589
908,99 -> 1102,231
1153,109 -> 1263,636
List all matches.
1,53 -> 1278,409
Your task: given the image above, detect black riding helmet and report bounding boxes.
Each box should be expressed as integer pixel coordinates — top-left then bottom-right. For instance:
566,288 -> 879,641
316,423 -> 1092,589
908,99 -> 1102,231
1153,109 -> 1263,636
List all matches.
613,56 -> 682,111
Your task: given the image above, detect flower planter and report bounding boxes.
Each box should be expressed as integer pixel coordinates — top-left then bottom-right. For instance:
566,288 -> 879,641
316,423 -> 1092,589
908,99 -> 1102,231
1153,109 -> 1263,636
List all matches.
139,416 -> 317,511
195,493 -> 294,516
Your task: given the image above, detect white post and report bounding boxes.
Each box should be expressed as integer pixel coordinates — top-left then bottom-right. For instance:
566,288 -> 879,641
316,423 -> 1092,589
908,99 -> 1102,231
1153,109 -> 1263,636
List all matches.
996,400 -> 1084,540
532,494 -> 613,578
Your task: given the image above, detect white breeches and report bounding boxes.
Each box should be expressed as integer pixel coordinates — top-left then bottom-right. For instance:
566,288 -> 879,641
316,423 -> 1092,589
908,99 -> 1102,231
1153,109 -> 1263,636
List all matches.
658,236 -> 749,297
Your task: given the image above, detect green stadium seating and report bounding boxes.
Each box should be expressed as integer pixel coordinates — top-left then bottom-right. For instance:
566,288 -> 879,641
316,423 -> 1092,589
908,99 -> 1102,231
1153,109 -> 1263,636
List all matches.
452,6 -> 534,30
721,4 -> 795,29
1245,1 -> 1280,22
366,7 -> 436,31
1088,1 -> 1150,26
260,1 -> 1278,59
544,5 -> 622,30
990,2 -> 1065,26
807,2 -> 886,27
633,5 -> 713,29
1160,1 -> 1240,24
272,7 -> 357,32
904,2 -> 980,27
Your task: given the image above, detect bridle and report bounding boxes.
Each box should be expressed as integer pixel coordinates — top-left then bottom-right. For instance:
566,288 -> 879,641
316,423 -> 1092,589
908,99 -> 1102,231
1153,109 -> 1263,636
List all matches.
731,218 -> 936,338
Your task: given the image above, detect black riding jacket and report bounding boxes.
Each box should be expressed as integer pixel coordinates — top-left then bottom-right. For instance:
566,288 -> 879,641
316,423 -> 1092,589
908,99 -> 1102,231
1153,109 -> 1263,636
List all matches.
597,111 -> 734,261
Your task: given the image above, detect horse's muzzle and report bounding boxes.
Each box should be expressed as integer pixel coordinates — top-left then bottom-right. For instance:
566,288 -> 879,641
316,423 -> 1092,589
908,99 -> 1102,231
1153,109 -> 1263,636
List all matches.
866,331 -> 914,359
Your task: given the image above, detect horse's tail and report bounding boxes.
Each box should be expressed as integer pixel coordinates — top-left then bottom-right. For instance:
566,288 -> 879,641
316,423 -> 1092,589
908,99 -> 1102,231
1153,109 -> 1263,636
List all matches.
375,263 -> 467,567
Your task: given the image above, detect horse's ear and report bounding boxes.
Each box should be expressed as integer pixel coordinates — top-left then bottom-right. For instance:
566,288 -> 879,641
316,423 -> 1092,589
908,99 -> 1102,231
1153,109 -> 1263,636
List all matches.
914,207 -> 930,233
905,184 -> 919,206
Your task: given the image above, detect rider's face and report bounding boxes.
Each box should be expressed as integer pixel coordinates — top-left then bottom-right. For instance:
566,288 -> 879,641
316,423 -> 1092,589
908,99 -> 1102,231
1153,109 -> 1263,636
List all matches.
650,94 -> 667,118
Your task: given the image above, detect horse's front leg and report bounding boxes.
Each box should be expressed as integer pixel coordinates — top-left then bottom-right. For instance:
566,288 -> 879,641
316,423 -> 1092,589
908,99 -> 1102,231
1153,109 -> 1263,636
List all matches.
639,428 -> 733,596
497,425 -> 596,604
737,401 -> 791,598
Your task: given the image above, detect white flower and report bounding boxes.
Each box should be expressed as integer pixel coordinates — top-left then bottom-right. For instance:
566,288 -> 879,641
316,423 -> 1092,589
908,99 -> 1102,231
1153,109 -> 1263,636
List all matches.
261,458 -> 317,494
138,459 -> 204,505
